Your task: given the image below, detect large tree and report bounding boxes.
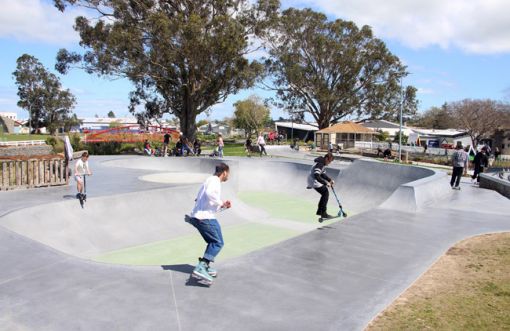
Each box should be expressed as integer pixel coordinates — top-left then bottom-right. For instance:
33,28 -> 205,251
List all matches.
13,54 -> 76,134
54,0 -> 279,139
233,95 -> 271,137
410,103 -> 455,129
264,8 -> 417,129
447,99 -> 510,147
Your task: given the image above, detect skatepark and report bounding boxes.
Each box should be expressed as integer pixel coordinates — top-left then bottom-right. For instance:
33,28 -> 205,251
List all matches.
1,149 -> 510,330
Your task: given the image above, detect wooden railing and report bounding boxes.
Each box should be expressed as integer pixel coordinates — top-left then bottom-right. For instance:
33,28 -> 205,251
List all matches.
0,158 -> 68,190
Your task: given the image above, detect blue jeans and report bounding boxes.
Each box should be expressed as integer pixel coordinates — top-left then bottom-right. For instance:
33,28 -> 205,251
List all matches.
189,218 -> 224,262
218,146 -> 224,158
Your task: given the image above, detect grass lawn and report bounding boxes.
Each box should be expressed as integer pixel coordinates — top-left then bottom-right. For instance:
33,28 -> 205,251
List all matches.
223,143 -> 249,156
367,233 -> 510,331
0,133 -> 48,141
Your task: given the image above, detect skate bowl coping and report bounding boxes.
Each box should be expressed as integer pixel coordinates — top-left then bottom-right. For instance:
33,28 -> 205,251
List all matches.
480,172 -> 510,199
0,157 -> 448,261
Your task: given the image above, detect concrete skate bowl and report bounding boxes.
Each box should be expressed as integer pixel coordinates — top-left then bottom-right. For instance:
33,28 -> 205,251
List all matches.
0,157 -> 449,266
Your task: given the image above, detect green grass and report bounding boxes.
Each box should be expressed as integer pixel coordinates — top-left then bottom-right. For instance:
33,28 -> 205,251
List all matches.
0,133 -> 48,141
367,233 -> 510,331
94,222 -> 299,265
223,143 -> 249,156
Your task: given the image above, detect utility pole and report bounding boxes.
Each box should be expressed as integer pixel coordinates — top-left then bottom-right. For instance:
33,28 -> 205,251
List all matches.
399,77 -> 403,162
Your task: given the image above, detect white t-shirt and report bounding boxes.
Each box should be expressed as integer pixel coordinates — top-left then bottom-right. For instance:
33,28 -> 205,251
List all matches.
257,135 -> 265,145
75,159 -> 89,176
191,176 -> 223,220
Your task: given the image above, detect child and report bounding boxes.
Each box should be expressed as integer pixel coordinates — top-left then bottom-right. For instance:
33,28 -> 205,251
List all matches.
74,152 -> 92,199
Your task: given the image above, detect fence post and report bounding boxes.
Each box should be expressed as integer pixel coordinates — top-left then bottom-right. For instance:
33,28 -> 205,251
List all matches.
15,161 -> 21,187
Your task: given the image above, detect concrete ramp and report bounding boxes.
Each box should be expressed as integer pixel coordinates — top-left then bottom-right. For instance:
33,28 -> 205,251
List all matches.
0,157 -> 447,262
2,155 -> 509,331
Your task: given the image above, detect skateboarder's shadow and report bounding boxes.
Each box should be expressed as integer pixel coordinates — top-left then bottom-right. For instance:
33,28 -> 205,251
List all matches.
161,264 -> 210,288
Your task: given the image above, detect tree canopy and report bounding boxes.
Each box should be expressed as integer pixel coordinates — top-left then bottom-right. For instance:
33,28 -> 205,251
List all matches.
54,0 -> 279,139
264,8 -> 417,129
447,99 -> 510,147
409,104 -> 455,129
233,95 -> 271,137
13,54 -> 76,134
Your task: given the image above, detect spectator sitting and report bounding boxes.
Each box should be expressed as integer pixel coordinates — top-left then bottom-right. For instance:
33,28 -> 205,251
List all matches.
183,138 -> 195,156
383,148 -> 392,160
144,140 -> 154,156
175,140 -> 183,156
193,139 -> 202,156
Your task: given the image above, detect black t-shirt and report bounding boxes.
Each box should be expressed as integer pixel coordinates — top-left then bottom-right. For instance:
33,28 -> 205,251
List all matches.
164,133 -> 170,144
246,139 -> 252,147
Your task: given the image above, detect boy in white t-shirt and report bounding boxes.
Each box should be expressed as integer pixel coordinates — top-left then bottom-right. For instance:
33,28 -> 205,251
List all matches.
74,151 -> 92,199
185,163 -> 231,284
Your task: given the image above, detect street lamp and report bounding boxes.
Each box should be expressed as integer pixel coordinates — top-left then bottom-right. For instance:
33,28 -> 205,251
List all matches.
399,77 -> 403,162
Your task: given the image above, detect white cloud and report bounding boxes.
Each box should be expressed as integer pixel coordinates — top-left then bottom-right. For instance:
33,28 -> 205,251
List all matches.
0,0 -> 82,45
284,0 -> 510,54
417,87 -> 434,95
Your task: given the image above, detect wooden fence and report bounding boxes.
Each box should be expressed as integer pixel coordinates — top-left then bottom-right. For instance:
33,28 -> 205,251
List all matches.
0,158 -> 68,190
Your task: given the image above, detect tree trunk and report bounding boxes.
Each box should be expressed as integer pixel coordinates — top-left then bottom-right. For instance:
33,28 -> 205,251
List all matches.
317,113 -> 331,130
179,94 -> 198,141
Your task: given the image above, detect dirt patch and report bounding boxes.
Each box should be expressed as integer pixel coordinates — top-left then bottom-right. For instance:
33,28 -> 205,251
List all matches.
366,232 -> 510,330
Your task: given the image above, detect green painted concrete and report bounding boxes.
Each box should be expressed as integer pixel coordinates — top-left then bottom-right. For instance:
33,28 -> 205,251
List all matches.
94,191 -> 347,266
238,191 -> 340,223
94,222 -> 299,266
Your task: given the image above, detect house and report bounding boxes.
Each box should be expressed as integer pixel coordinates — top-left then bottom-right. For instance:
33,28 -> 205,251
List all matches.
0,112 -> 17,121
80,117 -> 139,132
493,129 -> 510,156
197,122 -> 244,137
360,120 -> 415,139
315,121 -> 378,150
410,128 -> 471,148
274,122 -> 318,142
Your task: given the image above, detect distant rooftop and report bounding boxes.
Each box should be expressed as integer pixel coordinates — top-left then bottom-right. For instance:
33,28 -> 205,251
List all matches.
275,122 -> 318,131
317,121 -> 376,134
360,119 -> 407,130
411,128 -> 467,137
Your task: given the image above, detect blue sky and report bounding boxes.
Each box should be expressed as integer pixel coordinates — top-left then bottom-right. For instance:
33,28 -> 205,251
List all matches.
0,0 -> 509,122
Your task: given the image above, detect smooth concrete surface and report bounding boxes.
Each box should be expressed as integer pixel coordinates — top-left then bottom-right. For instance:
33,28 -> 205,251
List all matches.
1,154 -> 509,330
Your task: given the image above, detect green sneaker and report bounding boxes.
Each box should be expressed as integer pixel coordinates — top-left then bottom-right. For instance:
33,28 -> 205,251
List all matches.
192,261 -> 213,283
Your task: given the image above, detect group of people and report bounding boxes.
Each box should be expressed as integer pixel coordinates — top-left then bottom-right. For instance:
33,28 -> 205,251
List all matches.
450,144 -> 491,190
266,131 -> 285,145
144,135 -> 202,157
243,132 -> 268,157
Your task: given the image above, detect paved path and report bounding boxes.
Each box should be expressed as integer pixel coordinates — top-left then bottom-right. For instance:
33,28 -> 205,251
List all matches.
1,155 -> 509,330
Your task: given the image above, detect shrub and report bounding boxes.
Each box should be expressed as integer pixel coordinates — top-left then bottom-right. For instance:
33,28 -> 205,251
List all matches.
46,136 -> 64,153
69,133 -> 83,151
